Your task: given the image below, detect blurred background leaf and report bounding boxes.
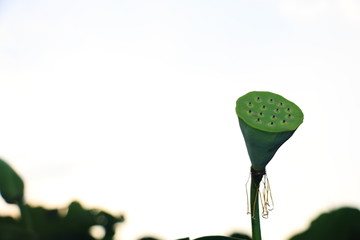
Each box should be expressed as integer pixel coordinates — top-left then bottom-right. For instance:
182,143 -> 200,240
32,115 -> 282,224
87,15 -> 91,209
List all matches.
289,207 -> 360,240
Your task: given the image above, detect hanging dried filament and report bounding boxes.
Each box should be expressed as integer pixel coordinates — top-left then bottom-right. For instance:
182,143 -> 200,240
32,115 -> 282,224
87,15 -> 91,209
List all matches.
245,173 -> 274,219
259,174 -> 274,218
245,172 -> 251,215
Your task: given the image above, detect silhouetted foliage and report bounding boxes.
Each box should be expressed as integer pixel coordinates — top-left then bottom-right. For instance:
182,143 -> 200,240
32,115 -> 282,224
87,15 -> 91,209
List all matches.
229,232 -> 251,239
193,236 -> 243,240
1,158 -> 359,240
0,201 -> 124,240
0,216 -> 36,240
178,231 -> 251,240
138,236 -> 162,240
289,207 -> 360,240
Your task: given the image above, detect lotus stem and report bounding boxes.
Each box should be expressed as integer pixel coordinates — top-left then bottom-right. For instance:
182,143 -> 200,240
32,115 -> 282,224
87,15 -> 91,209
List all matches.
18,200 -> 33,232
250,168 -> 264,240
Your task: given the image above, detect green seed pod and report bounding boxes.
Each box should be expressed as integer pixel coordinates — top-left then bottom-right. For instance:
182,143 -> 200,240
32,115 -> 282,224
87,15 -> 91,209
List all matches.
0,159 -> 24,204
236,91 -> 304,171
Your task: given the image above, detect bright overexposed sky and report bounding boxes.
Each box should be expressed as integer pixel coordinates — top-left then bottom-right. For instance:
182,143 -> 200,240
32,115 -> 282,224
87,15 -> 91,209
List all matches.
1,1 -> 360,240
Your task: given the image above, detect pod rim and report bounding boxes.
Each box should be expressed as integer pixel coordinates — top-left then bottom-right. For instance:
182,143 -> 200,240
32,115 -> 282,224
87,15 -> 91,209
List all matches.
236,91 -> 304,133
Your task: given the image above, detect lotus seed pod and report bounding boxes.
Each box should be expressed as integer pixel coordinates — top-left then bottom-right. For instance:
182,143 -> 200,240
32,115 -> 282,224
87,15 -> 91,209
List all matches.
236,91 -> 304,171
0,159 -> 24,204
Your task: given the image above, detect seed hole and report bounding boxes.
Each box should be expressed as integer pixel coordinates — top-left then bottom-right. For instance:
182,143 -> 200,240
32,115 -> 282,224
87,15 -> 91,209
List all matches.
272,115 -> 276,119
282,120 -> 286,123
270,121 -> 274,125
262,105 -> 266,109
248,102 -> 252,106
286,107 -> 291,112
256,118 -> 261,122
269,99 -> 273,103
259,112 -> 263,116
287,114 -> 292,118
256,97 -> 261,101
248,110 -> 252,114
279,102 -> 283,106
275,108 -> 280,113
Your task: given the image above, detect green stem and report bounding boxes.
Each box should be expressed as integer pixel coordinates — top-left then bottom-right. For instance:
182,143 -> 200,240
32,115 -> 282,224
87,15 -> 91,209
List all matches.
18,200 -> 33,232
250,168 -> 263,240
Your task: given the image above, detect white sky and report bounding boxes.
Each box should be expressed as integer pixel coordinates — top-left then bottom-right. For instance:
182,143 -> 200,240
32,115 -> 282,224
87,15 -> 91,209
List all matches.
1,1 -> 360,240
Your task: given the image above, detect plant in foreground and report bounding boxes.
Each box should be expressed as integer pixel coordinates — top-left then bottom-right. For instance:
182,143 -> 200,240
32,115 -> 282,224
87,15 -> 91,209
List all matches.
179,91 -> 303,240
235,91 -> 304,240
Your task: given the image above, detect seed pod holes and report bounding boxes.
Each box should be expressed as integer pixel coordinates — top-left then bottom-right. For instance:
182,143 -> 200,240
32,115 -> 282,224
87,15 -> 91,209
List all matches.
236,91 -> 304,132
